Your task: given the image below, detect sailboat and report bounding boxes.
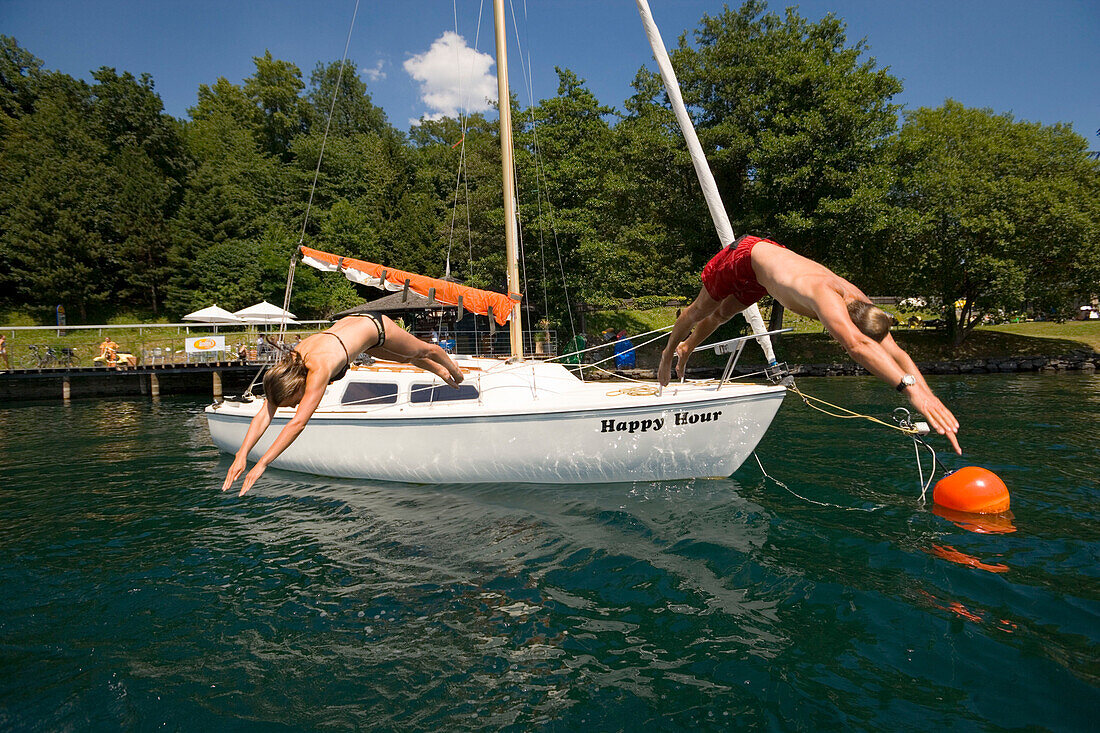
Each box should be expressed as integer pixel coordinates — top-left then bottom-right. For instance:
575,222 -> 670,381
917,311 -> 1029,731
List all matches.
205,0 -> 787,484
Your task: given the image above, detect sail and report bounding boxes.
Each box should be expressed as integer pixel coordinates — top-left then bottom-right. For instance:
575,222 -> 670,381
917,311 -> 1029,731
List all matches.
300,246 -> 519,326
634,0 -> 777,365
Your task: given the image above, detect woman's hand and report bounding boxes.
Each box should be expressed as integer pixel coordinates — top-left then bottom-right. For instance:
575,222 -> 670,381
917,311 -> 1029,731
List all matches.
222,455 -> 247,492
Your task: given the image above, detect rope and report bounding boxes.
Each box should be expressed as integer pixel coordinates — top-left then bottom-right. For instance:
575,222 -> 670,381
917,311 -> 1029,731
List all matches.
605,385 -> 659,397
787,383 -> 921,436
754,453 -> 882,512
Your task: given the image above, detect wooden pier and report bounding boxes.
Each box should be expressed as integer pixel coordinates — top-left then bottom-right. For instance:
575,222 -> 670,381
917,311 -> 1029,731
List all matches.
0,362 -> 262,403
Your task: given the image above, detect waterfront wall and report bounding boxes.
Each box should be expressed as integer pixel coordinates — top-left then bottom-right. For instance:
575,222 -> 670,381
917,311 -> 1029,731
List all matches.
787,350 -> 1099,378
2,351 -> 1097,402
614,350 -> 1100,381
0,365 -> 259,403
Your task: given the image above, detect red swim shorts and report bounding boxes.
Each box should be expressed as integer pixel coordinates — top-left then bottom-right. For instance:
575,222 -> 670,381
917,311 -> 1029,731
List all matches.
700,235 -> 783,305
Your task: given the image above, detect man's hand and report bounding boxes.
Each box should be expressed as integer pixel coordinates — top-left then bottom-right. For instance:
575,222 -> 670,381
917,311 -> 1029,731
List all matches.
239,463 -> 267,496
907,385 -> 961,454
222,455 -> 247,492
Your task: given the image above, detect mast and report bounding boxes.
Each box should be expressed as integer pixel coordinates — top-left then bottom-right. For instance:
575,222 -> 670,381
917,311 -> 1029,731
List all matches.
634,0 -> 777,365
493,0 -> 524,359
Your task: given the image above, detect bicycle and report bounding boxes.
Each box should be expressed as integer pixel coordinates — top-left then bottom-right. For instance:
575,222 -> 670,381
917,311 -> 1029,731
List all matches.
56,346 -> 77,367
22,344 -> 56,369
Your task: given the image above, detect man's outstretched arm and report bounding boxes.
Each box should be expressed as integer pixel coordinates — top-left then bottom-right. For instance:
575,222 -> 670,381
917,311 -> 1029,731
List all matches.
817,298 -> 961,454
879,334 -> 961,454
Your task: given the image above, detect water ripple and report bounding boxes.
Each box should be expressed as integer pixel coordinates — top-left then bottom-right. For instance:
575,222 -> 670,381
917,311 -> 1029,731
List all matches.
1,382 -> 1097,730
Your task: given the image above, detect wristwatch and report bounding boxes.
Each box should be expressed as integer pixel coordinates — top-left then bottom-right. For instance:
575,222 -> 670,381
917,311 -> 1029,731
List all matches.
896,374 -> 916,392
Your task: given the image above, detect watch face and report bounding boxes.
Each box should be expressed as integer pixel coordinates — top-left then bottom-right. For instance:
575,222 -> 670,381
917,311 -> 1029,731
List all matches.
903,375 -> 915,385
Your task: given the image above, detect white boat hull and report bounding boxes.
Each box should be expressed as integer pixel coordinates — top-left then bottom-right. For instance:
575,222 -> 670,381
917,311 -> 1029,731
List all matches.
206,359 -> 785,484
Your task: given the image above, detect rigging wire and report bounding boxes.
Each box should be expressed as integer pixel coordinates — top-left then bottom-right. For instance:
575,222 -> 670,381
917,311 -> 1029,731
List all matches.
440,0 -> 486,343
505,0 -> 578,343
277,0 -> 361,343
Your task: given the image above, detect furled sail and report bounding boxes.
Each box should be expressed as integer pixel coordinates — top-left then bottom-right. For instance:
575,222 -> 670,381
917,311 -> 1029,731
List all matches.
634,0 -> 777,365
300,246 -> 519,326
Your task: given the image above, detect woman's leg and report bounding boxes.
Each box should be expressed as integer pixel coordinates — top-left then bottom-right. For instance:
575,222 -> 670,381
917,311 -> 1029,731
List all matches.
368,316 -> 464,386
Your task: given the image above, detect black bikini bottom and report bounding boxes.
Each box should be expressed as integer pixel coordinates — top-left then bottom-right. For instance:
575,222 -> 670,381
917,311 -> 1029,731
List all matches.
326,312 -> 387,384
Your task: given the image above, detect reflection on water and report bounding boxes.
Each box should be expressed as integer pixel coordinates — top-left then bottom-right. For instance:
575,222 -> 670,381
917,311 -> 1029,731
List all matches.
0,374 -> 1097,730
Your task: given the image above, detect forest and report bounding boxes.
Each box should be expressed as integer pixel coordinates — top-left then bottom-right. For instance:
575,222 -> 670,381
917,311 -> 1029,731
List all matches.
1,1 -> 1097,346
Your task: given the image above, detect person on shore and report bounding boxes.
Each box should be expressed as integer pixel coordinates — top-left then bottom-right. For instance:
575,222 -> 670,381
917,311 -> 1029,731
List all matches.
0,334 -> 8,370
659,235 -> 961,454
97,335 -> 120,366
221,313 -> 465,496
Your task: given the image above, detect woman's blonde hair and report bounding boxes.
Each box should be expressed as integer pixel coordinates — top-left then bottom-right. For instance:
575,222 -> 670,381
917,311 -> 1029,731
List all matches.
846,300 -> 895,342
263,350 -> 309,406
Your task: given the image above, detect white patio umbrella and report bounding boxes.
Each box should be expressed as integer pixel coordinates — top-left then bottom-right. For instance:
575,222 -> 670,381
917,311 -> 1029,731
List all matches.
233,301 -> 299,325
183,305 -> 245,324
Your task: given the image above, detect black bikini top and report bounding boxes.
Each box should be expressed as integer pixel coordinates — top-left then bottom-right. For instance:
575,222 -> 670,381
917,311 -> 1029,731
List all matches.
322,331 -> 351,384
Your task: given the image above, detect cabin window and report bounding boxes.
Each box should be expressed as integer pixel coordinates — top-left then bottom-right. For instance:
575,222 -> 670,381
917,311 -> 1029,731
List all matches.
340,382 -> 398,406
410,383 -> 480,404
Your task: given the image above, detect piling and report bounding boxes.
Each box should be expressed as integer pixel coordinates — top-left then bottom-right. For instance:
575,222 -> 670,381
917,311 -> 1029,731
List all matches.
212,371 -> 222,400
62,377 -> 71,404
150,373 -> 160,398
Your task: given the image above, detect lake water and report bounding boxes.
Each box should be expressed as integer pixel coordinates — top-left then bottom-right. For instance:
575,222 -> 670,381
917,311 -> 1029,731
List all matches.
1,374 -> 1097,730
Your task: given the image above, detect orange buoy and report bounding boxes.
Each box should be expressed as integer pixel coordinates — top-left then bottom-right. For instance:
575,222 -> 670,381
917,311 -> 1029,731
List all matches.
932,504 -> 1016,534
933,467 -> 1010,514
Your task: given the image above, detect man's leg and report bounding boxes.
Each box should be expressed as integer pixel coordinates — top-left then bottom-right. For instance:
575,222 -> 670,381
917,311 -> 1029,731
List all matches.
659,287 -> 723,386
672,296 -> 748,379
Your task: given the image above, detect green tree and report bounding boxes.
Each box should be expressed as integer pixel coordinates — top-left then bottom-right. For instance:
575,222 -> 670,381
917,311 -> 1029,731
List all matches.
305,60 -> 397,143
897,101 -> 1100,344
244,51 -> 309,160
518,69 -> 617,306
166,76 -> 284,315
0,73 -> 112,320
0,36 -> 42,123
409,112 -> 507,295
88,68 -> 186,315
663,0 -> 904,278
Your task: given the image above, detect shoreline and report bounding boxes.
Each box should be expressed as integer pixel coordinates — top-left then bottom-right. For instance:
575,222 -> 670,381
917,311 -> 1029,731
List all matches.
1,351 -> 1097,403
609,350 -> 1100,381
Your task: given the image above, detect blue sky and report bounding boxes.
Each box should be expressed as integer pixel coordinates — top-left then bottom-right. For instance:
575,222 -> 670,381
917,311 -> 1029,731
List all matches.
3,0 -> 1097,141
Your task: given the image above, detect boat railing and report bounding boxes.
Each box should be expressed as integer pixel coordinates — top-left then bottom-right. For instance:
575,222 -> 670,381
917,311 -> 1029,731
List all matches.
409,330 -> 558,359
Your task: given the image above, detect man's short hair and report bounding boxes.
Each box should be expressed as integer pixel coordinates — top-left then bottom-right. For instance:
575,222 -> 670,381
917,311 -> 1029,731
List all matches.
847,300 -> 894,342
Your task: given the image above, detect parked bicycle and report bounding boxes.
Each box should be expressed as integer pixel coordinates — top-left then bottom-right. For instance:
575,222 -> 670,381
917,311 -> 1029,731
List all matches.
22,344 -> 55,368
56,346 -> 77,367
20,345 -> 77,369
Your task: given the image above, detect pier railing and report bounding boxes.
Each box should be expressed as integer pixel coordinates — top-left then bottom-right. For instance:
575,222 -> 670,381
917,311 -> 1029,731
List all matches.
1,322 -> 562,369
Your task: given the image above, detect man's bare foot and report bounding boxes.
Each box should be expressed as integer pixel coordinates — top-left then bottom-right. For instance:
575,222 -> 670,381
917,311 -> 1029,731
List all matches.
674,341 -> 692,380
658,350 -> 674,387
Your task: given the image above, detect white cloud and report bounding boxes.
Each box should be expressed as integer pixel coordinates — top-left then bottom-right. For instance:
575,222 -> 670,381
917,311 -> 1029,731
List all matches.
360,60 -> 386,83
404,31 -> 496,122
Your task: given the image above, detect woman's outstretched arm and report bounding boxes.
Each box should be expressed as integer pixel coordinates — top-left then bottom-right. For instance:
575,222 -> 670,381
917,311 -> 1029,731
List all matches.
221,398 -> 277,492
236,371 -> 329,496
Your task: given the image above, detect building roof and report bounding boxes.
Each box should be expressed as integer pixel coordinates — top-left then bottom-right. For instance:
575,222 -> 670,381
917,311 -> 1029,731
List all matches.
334,289 -> 454,317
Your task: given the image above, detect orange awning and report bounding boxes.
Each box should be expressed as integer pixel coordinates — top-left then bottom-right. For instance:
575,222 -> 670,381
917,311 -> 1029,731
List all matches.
300,246 -> 519,326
